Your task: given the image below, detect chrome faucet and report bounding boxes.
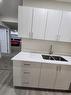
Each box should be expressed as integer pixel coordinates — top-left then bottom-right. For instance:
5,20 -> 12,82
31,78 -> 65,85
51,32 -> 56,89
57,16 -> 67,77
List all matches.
49,44 -> 53,54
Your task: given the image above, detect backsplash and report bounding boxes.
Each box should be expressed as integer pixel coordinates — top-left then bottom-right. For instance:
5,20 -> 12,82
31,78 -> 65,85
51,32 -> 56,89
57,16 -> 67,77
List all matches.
21,39 -> 71,56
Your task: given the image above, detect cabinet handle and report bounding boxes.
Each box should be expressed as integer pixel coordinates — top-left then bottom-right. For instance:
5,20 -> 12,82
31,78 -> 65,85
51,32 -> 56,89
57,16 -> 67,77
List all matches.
24,72 -> 30,74
58,66 -> 61,72
24,64 -> 31,66
22,82 -> 29,84
56,66 -> 61,72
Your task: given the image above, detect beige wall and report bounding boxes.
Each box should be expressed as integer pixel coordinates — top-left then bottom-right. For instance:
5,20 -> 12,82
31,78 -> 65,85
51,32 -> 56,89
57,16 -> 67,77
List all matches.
23,0 -> 71,11
21,39 -> 71,56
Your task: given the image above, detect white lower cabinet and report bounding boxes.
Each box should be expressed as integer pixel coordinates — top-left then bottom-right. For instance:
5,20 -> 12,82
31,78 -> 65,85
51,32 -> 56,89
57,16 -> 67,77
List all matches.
13,61 -> 71,90
39,64 -> 71,90
39,63 -> 56,89
13,61 -> 41,87
55,65 -> 71,90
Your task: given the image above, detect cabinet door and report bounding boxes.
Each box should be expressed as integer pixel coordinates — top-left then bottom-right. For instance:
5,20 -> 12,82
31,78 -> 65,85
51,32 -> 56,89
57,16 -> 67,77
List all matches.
45,9 -> 62,41
55,65 -> 71,90
18,6 -> 33,38
59,11 -> 71,42
39,64 -> 57,89
32,8 -> 47,40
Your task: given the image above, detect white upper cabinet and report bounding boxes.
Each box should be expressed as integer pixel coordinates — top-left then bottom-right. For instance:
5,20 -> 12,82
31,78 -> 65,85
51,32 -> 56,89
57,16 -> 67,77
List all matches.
18,6 -> 33,38
18,6 -> 71,42
59,11 -> 71,42
32,8 -> 47,40
45,9 -> 62,41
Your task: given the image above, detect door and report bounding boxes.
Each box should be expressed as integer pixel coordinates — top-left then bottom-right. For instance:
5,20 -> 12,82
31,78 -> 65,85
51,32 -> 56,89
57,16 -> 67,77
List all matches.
39,63 -> 57,89
18,6 -> 33,38
59,11 -> 71,42
32,8 -> 47,40
0,29 -> 7,53
45,9 -> 62,41
55,65 -> 71,90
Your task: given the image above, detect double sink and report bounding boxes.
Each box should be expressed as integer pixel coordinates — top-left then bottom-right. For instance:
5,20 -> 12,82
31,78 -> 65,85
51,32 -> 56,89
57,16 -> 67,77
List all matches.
42,55 -> 68,62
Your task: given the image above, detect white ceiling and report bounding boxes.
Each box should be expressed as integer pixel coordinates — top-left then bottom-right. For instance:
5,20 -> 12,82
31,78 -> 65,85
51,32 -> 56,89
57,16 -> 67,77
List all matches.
0,0 -> 23,18
0,0 -> 23,29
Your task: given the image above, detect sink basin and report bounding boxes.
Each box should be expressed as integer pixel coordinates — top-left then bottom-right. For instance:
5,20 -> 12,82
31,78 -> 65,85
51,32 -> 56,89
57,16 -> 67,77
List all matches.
51,56 -> 68,62
42,55 -> 54,60
42,55 -> 68,62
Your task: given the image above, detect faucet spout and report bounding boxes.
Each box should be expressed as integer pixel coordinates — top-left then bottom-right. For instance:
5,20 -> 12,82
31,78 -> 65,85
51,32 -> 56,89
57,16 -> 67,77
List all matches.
49,44 -> 53,54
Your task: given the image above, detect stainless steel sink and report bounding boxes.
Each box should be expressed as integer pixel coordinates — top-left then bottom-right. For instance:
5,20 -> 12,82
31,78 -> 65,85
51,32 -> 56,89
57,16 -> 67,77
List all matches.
51,56 -> 68,62
42,55 -> 68,62
42,55 -> 54,60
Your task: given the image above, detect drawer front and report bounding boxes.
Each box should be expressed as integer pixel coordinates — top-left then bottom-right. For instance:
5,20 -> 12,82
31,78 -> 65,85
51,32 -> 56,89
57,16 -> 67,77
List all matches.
22,62 -> 41,68
13,61 -> 41,68
21,81 -> 30,87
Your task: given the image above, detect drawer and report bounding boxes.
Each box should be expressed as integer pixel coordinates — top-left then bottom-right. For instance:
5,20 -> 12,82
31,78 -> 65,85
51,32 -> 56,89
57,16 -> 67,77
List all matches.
21,79 -> 39,87
21,81 -> 31,87
21,81 -> 38,87
22,72 -> 31,79
22,62 -> 41,68
22,76 -> 30,82
13,61 -> 41,68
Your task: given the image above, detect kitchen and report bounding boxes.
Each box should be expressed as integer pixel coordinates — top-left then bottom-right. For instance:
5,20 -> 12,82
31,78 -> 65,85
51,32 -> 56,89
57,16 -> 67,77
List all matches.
11,0 -> 71,94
